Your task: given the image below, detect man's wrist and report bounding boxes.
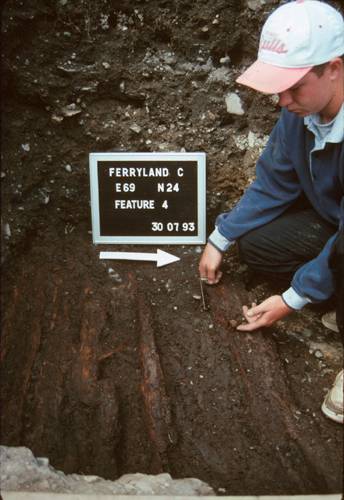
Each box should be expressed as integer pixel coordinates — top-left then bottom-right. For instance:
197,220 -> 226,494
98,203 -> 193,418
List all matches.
208,227 -> 235,253
282,287 -> 311,310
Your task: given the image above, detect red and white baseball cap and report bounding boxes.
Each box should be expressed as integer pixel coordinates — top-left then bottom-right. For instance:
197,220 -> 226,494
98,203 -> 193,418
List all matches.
236,0 -> 344,94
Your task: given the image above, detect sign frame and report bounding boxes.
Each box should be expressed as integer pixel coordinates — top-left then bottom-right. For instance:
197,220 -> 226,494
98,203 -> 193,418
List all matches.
89,152 -> 206,245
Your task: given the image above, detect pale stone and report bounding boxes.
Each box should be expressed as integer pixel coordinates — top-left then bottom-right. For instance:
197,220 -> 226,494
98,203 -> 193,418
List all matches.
225,92 -> 244,115
234,134 -> 248,151
207,67 -> 231,84
247,0 -> 275,10
129,123 -> 142,134
220,55 -> 230,64
270,93 -> 279,105
3,223 -> 11,238
61,103 -> 82,117
0,446 -> 214,495
158,142 -> 172,151
160,51 -> 177,65
51,114 -> 64,123
247,131 -> 269,150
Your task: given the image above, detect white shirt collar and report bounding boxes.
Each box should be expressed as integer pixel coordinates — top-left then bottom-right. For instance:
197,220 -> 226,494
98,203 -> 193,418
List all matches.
304,103 -> 344,144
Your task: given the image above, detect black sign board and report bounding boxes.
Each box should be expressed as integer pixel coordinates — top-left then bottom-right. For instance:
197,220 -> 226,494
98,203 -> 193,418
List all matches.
89,152 -> 206,244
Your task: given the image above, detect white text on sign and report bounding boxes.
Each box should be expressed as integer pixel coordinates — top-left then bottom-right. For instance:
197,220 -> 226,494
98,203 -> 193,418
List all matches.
152,222 -> 196,232
108,166 -> 184,177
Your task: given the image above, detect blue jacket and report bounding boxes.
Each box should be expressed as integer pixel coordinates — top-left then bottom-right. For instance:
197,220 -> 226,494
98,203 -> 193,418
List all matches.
209,107 -> 344,309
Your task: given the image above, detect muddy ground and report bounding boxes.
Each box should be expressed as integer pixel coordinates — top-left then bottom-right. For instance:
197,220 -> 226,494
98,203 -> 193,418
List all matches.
1,0 -> 343,496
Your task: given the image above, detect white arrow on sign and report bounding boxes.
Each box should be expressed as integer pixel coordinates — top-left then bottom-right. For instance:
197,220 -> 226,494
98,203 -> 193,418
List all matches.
99,249 -> 180,268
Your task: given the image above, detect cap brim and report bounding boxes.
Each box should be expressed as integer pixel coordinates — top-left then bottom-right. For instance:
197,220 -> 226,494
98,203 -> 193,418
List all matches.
236,60 -> 312,94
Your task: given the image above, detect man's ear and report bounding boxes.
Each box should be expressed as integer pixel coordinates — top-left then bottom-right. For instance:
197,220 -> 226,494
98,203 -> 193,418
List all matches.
328,57 -> 343,81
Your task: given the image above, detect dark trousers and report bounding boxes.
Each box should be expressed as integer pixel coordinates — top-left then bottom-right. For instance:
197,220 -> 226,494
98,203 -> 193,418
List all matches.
238,206 -> 341,326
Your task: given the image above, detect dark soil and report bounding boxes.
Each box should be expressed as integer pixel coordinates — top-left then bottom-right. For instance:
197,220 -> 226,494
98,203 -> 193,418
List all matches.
1,0 -> 343,495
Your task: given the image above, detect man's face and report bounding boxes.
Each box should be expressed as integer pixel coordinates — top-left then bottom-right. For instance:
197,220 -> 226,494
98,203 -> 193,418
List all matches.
277,64 -> 336,118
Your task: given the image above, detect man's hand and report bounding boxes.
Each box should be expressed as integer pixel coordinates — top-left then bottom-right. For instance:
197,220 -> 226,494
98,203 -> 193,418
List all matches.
237,295 -> 293,331
199,243 -> 223,284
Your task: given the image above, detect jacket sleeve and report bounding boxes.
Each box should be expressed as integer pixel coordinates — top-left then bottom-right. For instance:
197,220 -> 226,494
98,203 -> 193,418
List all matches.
209,113 -> 302,251
282,231 -> 338,307
286,135 -> 343,306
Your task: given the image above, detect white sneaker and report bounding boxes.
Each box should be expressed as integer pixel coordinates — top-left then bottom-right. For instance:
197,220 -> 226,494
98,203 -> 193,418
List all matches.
321,311 -> 339,333
321,370 -> 344,424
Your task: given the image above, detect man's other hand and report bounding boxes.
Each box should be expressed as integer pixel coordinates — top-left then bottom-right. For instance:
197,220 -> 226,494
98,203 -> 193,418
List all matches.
237,295 -> 293,331
199,242 -> 223,285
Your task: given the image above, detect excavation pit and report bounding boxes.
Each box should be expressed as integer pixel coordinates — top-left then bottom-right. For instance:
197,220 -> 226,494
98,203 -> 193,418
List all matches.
1,228 -> 343,495
1,0 -> 343,496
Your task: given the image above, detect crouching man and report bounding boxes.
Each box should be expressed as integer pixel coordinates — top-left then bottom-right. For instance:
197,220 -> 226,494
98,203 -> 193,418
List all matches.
199,0 -> 343,423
